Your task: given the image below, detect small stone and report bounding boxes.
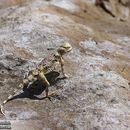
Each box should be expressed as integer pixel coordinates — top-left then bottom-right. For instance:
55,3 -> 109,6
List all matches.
110,97 -> 118,103
98,73 -> 104,77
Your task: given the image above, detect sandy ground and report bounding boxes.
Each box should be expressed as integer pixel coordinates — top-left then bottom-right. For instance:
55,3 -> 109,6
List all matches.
0,0 -> 130,130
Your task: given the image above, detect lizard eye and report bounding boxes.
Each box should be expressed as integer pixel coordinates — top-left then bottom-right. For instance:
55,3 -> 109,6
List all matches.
54,54 -> 59,58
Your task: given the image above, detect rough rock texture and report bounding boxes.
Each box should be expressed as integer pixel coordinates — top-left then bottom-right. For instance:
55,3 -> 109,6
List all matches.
95,0 -> 130,21
0,0 -> 130,130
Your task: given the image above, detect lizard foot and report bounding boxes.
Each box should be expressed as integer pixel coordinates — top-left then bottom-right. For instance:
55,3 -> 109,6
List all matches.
46,92 -> 59,101
46,96 -> 52,101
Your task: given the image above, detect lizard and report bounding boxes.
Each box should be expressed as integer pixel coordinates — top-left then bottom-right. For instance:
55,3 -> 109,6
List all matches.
0,42 -> 72,115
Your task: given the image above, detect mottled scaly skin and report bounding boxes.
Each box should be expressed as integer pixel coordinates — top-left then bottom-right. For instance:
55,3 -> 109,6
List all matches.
0,42 -> 72,115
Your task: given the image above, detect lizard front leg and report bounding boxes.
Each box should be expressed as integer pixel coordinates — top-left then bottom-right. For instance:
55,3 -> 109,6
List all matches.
59,56 -> 68,78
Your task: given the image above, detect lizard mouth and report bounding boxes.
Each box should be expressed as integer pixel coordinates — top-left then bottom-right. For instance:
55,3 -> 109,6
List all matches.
66,47 -> 72,52
61,46 -> 72,53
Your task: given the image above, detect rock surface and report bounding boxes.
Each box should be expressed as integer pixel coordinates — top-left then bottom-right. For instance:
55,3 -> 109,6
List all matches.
0,0 -> 130,130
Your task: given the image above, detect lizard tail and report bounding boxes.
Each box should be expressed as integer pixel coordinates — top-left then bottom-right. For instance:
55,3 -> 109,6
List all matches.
0,104 -> 5,116
0,83 -> 24,115
0,95 -> 13,116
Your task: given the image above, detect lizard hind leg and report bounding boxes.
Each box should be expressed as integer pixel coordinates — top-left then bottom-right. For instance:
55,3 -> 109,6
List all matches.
38,72 -> 53,101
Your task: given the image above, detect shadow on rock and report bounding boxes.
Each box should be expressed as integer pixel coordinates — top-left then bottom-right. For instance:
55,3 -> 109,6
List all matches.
9,71 -> 63,101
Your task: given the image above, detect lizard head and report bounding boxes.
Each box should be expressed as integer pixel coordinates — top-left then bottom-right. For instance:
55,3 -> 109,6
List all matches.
57,42 -> 72,56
